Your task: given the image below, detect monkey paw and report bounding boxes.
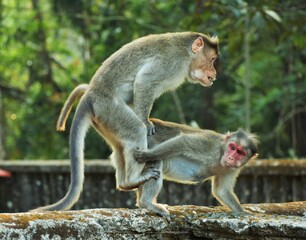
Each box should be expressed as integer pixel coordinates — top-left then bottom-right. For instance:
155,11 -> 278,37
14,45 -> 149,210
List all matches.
134,150 -> 146,163
151,204 -> 170,220
144,166 -> 160,180
150,168 -> 160,180
146,120 -> 156,136
137,202 -> 170,220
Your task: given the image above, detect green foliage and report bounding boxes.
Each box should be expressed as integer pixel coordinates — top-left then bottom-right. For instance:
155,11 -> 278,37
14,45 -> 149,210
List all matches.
1,0 -> 306,159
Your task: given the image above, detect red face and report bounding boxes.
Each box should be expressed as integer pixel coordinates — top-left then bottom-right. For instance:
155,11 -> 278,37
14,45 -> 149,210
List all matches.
223,142 -> 247,168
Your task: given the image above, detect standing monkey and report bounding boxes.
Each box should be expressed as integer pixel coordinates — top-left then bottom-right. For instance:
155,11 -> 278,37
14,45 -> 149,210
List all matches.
33,32 -> 219,211
134,119 -> 259,217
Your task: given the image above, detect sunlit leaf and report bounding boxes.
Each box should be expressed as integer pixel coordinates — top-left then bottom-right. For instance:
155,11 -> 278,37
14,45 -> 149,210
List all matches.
264,9 -> 282,23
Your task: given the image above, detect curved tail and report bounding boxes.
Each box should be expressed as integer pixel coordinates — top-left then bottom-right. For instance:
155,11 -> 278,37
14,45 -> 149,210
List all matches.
57,84 -> 89,131
32,96 -> 92,211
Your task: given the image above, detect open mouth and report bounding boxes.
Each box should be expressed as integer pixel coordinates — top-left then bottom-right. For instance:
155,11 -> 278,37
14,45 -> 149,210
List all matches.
202,77 -> 214,86
208,77 -> 214,83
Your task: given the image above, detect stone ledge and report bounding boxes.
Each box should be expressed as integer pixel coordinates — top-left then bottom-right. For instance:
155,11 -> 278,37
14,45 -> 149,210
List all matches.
1,159 -> 306,175
0,202 -> 305,239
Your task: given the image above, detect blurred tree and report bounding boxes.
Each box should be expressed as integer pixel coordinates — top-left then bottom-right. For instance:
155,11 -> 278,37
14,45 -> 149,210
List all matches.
0,0 -> 306,160
0,89 -> 4,159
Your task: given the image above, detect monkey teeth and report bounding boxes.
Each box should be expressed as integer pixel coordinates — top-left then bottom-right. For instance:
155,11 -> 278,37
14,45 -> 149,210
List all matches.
208,77 -> 216,84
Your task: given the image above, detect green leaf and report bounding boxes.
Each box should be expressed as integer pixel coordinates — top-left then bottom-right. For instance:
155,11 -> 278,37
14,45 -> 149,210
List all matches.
264,9 -> 282,23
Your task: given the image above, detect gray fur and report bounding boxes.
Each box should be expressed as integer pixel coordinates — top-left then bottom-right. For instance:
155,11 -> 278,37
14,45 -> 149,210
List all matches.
32,32 -> 219,211
134,119 -> 259,217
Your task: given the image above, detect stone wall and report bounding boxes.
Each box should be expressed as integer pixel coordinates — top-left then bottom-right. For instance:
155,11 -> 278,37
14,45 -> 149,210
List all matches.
0,202 -> 305,239
0,159 -> 305,213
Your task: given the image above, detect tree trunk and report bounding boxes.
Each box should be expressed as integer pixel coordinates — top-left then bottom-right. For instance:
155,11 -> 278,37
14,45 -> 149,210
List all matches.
0,89 -> 5,160
244,4 -> 251,130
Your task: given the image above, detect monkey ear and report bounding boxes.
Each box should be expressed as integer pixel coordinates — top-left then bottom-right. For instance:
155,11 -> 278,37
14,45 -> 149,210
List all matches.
224,131 -> 231,142
250,153 -> 259,161
192,37 -> 204,53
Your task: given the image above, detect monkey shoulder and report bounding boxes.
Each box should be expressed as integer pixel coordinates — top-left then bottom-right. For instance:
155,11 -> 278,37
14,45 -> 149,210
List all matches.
196,130 -> 224,147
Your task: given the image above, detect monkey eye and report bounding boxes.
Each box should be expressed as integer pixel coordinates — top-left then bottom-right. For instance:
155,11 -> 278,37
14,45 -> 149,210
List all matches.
229,143 -> 236,151
237,149 -> 246,156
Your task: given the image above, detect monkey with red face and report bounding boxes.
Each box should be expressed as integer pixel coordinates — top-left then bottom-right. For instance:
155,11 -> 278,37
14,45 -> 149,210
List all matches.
32,81 -> 257,217
134,119 -> 259,217
221,131 -> 253,168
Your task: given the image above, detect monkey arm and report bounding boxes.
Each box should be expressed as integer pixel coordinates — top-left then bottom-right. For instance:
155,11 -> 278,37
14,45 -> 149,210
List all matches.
134,135 -> 185,162
211,170 -> 244,212
133,60 -> 162,135
133,84 -> 155,135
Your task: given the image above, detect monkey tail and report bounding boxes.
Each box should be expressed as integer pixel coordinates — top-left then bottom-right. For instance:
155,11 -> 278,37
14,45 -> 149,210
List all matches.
32,98 -> 92,211
57,84 -> 89,131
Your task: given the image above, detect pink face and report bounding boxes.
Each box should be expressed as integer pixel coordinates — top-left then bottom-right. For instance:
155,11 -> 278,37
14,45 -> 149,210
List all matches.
223,142 -> 247,168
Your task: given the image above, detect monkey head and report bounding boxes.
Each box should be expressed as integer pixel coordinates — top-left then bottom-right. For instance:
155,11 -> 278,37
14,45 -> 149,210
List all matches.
187,35 -> 219,87
221,129 -> 259,168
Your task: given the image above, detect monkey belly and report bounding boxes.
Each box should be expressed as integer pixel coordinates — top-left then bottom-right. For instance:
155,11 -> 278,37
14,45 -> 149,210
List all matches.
162,158 -> 209,184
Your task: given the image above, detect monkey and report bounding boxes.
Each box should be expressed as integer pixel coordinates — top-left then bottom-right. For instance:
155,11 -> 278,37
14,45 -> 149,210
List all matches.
132,119 -> 259,217
32,32 -> 219,211
34,84 -> 257,216
57,91 -> 258,217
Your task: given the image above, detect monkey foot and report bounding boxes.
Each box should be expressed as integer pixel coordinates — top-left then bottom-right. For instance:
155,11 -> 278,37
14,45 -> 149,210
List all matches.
138,202 -> 170,220
143,167 -> 160,180
145,120 -> 156,136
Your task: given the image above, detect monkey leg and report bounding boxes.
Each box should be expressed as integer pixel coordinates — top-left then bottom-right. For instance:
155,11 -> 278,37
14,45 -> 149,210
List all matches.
92,94 -> 160,190
121,146 -> 161,190
110,150 -> 160,191
117,119 -> 161,190
211,173 -> 244,212
109,151 -> 126,190
134,135 -> 185,163
136,163 -> 169,218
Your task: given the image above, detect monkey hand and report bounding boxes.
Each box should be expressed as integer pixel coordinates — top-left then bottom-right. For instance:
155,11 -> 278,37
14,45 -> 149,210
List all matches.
145,120 -> 156,136
134,150 -> 155,163
143,165 -> 160,180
